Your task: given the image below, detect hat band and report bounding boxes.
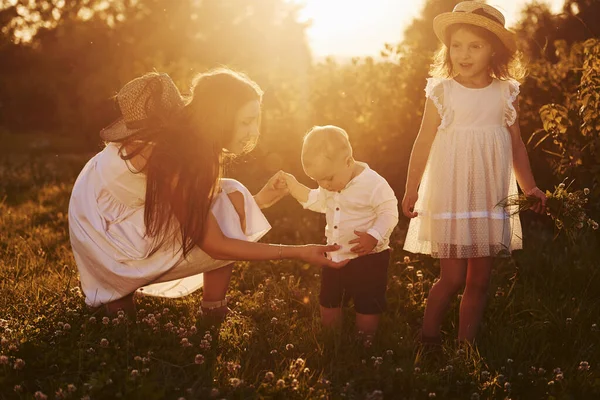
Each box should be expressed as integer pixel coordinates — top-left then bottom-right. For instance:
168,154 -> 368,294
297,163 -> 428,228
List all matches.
456,8 -> 503,26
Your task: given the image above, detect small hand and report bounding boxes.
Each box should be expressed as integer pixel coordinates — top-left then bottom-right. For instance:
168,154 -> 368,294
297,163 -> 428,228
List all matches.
402,190 -> 419,218
300,244 -> 349,269
527,187 -> 547,214
348,230 -> 378,256
255,171 -> 289,209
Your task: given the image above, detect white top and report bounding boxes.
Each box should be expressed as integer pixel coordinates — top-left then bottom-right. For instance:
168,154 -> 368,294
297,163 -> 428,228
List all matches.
299,163 -> 399,262
403,78 -> 523,258
68,142 -> 271,306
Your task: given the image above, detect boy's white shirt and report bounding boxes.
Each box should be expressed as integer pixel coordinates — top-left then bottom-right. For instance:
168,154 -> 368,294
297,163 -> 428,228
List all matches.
299,162 -> 399,262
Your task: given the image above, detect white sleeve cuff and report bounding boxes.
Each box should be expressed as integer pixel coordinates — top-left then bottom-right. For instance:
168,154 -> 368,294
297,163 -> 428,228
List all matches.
299,189 -> 319,209
366,228 -> 384,244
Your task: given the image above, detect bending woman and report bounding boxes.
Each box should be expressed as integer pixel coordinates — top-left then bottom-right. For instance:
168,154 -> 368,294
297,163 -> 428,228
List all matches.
68,68 -> 345,317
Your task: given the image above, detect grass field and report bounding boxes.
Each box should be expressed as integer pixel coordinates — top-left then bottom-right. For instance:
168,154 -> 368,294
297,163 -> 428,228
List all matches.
0,141 -> 599,399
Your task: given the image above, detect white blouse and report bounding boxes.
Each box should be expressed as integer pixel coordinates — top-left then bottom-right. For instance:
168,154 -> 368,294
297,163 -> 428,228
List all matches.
300,163 -> 399,262
68,143 -> 271,306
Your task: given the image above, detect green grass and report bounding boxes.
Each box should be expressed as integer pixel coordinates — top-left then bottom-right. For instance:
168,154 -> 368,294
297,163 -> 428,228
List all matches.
0,150 -> 599,400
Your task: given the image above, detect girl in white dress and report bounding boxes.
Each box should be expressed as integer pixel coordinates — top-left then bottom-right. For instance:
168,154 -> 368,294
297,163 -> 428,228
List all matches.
69,68 -> 347,316
402,2 -> 547,343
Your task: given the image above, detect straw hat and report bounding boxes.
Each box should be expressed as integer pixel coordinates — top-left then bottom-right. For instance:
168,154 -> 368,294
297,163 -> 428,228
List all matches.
100,72 -> 185,141
433,1 -> 517,54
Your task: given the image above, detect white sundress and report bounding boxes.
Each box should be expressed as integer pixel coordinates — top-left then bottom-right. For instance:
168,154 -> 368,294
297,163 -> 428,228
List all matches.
403,77 -> 523,259
68,142 -> 271,307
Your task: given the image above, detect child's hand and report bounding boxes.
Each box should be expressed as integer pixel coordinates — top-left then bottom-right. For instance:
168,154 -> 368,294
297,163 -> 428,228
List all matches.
402,190 -> 419,218
254,171 -> 289,209
280,171 -> 299,189
526,187 -> 547,214
349,230 -> 378,256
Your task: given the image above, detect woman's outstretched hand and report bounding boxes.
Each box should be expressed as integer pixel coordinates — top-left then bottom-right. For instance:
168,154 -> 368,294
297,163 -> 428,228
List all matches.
298,244 -> 349,269
254,171 -> 288,209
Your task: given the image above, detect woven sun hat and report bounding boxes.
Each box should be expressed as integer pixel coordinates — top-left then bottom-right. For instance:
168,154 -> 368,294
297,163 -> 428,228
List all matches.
100,72 -> 185,141
433,1 -> 517,54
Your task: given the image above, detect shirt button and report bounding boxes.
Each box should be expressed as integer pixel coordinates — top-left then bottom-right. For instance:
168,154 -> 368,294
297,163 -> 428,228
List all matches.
336,207 -> 340,211
334,226 -> 338,229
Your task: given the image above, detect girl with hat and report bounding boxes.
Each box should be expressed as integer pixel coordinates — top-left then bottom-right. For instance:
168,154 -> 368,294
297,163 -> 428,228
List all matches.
68,68 -> 347,317
401,1 -> 547,344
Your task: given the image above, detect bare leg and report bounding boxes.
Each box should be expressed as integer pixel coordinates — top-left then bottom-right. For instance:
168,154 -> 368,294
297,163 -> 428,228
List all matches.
355,313 -> 380,336
320,306 -> 342,329
458,257 -> 493,343
104,292 -> 135,316
200,191 -> 246,318
421,258 -> 468,340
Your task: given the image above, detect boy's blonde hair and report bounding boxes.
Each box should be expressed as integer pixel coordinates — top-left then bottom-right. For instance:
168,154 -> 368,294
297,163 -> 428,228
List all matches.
301,125 -> 353,166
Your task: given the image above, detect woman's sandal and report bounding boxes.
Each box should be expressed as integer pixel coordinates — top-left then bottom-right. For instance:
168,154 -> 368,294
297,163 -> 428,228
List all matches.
199,298 -> 231,321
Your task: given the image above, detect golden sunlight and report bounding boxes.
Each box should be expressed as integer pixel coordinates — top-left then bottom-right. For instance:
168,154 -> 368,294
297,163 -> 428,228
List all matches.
295,0 -> 566,58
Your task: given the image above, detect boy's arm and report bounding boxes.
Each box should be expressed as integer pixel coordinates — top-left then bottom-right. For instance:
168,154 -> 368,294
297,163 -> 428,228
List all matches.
366,181 -> 399,244
282,172 -> 327,213
349,181 -> 398,256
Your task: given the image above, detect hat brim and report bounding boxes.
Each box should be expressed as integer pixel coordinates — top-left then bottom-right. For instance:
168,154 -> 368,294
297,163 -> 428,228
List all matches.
99,118 -> 145,142
433,13 -> 517,54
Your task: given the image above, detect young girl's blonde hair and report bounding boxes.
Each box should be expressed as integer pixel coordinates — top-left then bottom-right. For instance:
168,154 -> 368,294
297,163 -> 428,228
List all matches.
430,23 -> 526,81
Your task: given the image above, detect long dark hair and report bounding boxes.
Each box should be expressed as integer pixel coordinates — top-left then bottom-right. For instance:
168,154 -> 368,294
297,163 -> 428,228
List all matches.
430,23 -> 526,81
117,68 -> 263,257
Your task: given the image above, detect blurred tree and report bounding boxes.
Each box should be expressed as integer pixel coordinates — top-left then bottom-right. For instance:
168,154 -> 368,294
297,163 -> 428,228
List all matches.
0,0 -> 311,148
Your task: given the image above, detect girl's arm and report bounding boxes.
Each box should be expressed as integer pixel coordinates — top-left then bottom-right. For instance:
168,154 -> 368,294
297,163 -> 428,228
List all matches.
507,97 -> 547,213
402,98 -> 441,218
199,213 -> 347,268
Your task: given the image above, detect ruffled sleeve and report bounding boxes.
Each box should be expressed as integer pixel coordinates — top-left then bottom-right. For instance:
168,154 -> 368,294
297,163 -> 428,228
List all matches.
425,78 -> 451,129
504,79 -> 520,127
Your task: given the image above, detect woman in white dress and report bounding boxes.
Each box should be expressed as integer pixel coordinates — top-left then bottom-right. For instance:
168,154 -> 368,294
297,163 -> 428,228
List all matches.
68,68 -> 347,316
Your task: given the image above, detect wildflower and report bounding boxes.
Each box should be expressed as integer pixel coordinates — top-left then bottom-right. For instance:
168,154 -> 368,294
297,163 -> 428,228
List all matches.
286,343 -> 294,351
566,318 -> 573,324
304,367 -> 310,374
507,358 -> 513,364
67,384 -> 77,393
270,349 -> 278,355
0,355 -> 8,364
396,367 -> 404,373
229,378 -> 241,388
429,393 -> 437,398
504,382 -> 511,391
584,188 -> 590,195
190,326 -> 197,335
34,391 -> 47,400
88,317 -> 96,324
55,388 -> 65,399
194,354 -> 205,364
578,361 -> 590,371
13,358 -> 25,370
243,332 -> 250,340
271,317 -> 278,324
14,385 -> 23,392
131,369 -> 139,378
180,338 -> 192,347
265,371 -> 275,381
100,338 -> 109,348
209,388 -> 219,397
276,379 -> 285,388
386,349 -> 394,356
592,323 -> 598,331
406,265 -> 414,271
403,256 -> 410,263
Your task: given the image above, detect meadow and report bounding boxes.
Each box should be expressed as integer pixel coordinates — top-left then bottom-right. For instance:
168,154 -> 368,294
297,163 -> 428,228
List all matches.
0,135 -> 598,400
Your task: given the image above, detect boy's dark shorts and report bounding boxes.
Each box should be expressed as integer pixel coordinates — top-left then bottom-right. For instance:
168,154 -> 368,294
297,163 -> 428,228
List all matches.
319,249 -> 390,315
